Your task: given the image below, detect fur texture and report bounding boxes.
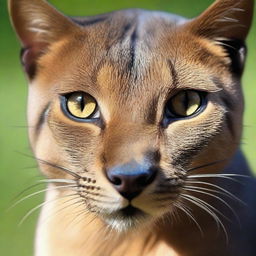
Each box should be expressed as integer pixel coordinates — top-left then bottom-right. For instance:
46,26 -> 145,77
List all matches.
9,0 -> 255,255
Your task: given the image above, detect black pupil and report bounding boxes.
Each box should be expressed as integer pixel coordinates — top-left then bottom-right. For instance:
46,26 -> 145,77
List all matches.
166,91 -> 201,118
76,95 -> 85,111
182,91 -> 189,111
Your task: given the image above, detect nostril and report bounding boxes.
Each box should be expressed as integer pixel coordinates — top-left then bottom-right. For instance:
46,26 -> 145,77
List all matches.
112,176 -> 122,186
136,167 -> 157,186
137,175 -> 146,186
108,167 -> 157,187
107,172 -> 123,186
137,174 -> 150,186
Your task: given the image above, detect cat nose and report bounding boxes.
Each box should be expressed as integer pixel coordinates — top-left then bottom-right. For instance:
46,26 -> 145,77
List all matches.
106,161 -> 157,200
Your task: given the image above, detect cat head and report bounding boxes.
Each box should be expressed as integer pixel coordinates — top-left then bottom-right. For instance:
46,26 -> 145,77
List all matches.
9,0 -> 254,231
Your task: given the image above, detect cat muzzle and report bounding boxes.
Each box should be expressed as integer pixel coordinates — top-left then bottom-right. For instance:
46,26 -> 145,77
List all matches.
106,160 -> 157,200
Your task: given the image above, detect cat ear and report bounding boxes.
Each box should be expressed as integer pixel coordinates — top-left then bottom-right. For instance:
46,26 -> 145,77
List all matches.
187,0 -> 254,40
185,0 -> 254,75
8,0 -> 80,79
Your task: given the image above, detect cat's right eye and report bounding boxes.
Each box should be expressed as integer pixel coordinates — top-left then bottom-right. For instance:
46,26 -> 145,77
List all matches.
61,92 -> 99,121
164,90 -> 206,120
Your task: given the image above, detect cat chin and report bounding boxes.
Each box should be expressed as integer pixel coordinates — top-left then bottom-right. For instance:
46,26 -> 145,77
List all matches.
97,202 -> 176,233
100,207 -> 153,233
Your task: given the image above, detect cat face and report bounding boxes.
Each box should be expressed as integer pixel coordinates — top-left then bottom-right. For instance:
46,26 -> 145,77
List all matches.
9,0 -> 253,231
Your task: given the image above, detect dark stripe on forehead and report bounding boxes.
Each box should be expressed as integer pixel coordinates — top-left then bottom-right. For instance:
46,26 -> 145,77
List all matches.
128,28 -> 137,71
168,60 -> 178,87
119,23 -> 133,41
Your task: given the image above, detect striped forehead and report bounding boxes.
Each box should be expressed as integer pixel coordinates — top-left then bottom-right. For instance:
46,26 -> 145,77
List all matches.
96,59 -> 172,96
73,9 -> 186,84
103,11 -> 182,77
39,9 -> 220,104
95,61 -> 170,124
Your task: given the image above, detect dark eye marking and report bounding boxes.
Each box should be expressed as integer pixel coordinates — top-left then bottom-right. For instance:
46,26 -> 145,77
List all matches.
35,103 -> 50,136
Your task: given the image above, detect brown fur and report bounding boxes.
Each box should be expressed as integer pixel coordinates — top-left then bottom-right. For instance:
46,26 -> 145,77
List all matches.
9,0 -> 256,255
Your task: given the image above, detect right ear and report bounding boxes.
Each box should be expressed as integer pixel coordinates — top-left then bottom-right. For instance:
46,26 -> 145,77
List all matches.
8,0 -> 81,79
183,0 -> 254,76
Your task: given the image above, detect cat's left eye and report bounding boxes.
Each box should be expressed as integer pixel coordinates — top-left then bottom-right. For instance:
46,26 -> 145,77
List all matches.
61,92 -> 99,121
165,90 -> 206,119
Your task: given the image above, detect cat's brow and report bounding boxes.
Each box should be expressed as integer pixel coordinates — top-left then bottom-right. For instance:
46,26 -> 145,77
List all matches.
166,59 -> 222,92
168,60 -> 178,88
174,75 -> 222,92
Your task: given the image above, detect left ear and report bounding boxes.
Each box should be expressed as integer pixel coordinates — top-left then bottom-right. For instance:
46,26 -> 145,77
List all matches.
8,0 -> 81,79
185,0 -> 254,75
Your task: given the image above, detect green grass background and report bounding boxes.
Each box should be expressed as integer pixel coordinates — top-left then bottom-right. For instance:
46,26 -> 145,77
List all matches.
0,0 -> 255,255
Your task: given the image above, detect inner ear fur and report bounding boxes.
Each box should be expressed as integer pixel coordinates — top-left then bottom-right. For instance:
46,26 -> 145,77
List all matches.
184,0 -> 254,75
8,0 -> 81,79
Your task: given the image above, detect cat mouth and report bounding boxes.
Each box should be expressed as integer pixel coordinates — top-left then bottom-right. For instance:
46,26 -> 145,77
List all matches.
102,205 -> 149,231
119,205 -> 144,217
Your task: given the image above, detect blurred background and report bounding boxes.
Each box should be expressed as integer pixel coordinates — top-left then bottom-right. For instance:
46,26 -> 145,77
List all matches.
0,0 -> 255,255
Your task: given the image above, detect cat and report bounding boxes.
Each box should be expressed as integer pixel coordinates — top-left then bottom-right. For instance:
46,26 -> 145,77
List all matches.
9,0 -> 256,255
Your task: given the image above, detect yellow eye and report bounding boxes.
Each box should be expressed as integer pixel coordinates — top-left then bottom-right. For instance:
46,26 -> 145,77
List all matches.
166,91 -> 203,117
65,92 -> 97,119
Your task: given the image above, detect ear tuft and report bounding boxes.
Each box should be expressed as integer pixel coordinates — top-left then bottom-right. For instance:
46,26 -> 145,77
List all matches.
216,39 -> 247,75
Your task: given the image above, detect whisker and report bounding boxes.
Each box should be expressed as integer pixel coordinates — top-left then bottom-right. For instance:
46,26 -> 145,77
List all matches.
185,180 -> 246,205
39,179 -> 77,184
173,202 -> 203,236
71,207 -> 98,230
16,151 -> 81,179
82,195 -> 118,204
184,185 -> 239,204
10,185 -> 77,210
188,174 -> 250,178
181,194 -> 229,243
181,195 -> 216,222
18,192 -> 78,226
41,197 -> 85,226
12,182 -> 46,202
67,206 -> 91,228
12,179 -> 76,202
183,187 -> 239,224
79,190 -> 113,199
182,193 -> 230,222
187,174 -> 249,184
36,158 -> 81,179
187,159 -> 227,172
